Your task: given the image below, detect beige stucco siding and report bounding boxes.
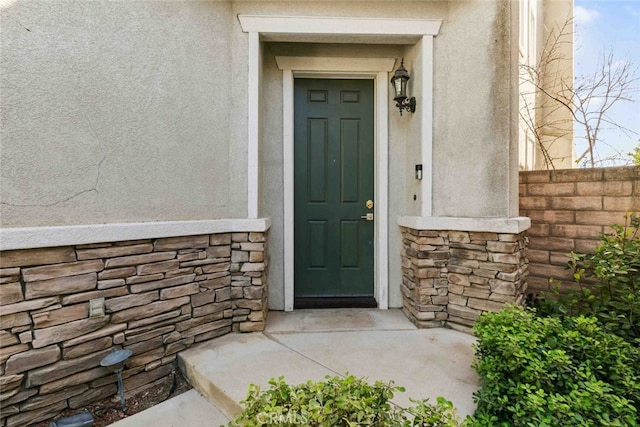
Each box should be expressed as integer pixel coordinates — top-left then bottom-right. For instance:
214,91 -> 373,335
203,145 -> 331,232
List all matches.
231,0 -> 519,220
1,1 -> 239,226
2,1 -> 519,228
432,0 -> 519,217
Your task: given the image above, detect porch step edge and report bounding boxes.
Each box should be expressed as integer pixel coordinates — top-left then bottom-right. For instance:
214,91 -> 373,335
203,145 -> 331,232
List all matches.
178,350 -> 242,421
177,332 -> 336,421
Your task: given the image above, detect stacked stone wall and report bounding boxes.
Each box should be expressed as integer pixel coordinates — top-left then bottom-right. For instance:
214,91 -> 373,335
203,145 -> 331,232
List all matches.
520,166 -> 639,296
400,230 -> 449,328
401,228 -> 527,332
0,232 -> 268,427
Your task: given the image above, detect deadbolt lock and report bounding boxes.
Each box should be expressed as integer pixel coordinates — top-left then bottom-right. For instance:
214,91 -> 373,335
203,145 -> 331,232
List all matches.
366,199 -> 374,209
360,213 -> 374,221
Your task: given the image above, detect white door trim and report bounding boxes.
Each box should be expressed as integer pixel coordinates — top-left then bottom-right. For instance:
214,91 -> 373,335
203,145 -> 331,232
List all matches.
238,16 -> 442,311
275,57 -> 396,73
278,57 -> 391,311
247,31 -> 261,219
238,15 -> 442,39
420,35 -> 435,217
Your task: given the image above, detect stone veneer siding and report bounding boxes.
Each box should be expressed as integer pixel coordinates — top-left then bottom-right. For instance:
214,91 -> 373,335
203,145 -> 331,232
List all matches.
401,227 -> 528,332
0,232 -> 268,427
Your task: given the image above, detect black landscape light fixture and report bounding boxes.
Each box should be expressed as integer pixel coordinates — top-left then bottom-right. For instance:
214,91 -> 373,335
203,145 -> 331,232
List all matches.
390,59 -> 416,115
49,411 -> 94,427
101,349 -> 133,412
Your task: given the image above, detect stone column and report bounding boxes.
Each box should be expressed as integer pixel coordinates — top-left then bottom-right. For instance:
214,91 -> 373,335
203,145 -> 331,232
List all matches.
400,229 -> 449,328
399,216 -> 530,333
230,232 -> 269,332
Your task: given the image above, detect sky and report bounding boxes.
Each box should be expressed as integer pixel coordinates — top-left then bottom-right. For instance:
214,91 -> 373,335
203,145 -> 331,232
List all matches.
573,0 -> 640,166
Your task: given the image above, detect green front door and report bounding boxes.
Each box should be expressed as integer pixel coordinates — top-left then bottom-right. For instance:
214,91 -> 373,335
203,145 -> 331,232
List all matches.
294,78 -> 375,308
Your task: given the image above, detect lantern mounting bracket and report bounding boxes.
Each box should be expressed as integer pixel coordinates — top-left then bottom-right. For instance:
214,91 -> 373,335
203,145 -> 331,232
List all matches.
395,96 -> 416,115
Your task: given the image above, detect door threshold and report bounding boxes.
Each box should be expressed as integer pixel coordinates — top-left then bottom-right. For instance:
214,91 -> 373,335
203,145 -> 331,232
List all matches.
295,296 -> 377,309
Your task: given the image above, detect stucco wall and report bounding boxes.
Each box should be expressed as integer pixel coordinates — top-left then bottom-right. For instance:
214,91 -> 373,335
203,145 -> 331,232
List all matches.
2,0 -> 520,226
432,0 -> 519,218
537,0 -> 574,169
233,0 -> 519,219
1,1 -> 242,227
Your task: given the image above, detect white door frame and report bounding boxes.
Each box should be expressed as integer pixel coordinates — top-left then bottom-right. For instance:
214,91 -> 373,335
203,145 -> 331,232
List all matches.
276,57 -> 394,311
238,15 -> 442,311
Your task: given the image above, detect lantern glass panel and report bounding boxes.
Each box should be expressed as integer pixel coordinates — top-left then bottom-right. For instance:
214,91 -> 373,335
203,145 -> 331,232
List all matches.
393,78 -> 404,99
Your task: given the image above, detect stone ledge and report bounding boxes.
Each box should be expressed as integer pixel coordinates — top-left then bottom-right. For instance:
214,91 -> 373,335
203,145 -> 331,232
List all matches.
0,219 -> 272,251
398,216 -> 531,234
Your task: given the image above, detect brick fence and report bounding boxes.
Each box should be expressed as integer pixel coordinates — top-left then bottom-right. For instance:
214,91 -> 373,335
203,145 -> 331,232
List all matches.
0,232 -> 268,427
519,166 -> 639,296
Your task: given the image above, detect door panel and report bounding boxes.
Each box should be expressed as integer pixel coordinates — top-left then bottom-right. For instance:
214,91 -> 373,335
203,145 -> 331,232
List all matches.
308,220 -> 328,269
340,220 -> 360,268
294,78 -> 375,306
307,119 -> 329,203
341,119 -> 360,203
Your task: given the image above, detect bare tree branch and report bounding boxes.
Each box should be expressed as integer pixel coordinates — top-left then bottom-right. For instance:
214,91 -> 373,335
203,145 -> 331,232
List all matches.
520,17 -> 639,168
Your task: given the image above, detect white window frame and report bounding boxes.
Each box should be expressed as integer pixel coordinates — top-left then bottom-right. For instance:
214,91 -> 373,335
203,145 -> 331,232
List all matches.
519,0 -> 527,56
528,0 -> 538,66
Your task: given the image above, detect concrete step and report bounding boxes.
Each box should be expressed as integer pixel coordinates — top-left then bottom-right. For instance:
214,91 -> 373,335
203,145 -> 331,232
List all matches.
178,309 -> 479,421
265,307 -> 419,333
109,389 -> 229,427
178,332 -> 335,420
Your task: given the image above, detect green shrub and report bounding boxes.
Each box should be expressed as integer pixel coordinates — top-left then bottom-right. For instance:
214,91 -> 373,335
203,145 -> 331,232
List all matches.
535,215 -> 640,343
227,374 -> 461,426
468,307 -> 640,426
406,397 -> 460,427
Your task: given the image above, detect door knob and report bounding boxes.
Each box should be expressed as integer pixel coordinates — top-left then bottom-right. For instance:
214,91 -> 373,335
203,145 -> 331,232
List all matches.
360,213 -> 374,221
366,199 -> 374,209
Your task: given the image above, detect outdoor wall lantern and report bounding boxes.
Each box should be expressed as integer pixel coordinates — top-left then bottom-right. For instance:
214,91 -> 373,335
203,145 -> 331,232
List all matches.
390,59 -> 416,115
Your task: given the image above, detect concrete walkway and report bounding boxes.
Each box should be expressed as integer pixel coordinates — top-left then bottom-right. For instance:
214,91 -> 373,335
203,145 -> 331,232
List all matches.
112,309 -> 479,426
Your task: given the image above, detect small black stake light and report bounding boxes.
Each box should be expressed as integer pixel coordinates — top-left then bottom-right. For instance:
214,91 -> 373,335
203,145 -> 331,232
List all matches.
390,59 -> 416,115
101,349 -> 133,412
